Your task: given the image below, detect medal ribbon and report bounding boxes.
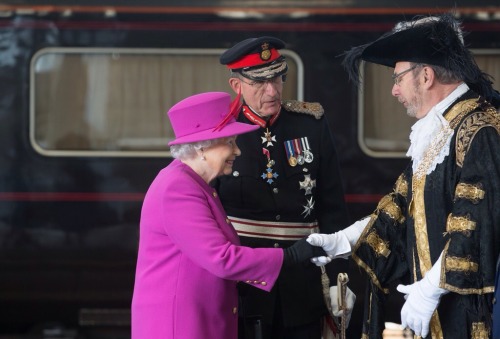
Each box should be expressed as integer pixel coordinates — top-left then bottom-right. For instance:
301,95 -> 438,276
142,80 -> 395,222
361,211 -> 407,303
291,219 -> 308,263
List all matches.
293,138 -> 302,156
285,140 -> 295,159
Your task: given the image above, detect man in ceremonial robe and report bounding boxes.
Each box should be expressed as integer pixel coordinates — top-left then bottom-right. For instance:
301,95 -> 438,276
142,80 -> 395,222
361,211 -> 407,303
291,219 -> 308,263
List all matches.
308,13 -> 500,339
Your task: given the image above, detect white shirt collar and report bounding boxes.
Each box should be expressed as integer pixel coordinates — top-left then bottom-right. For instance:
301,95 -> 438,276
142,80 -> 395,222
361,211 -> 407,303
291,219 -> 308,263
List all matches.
407,83 -> 469,174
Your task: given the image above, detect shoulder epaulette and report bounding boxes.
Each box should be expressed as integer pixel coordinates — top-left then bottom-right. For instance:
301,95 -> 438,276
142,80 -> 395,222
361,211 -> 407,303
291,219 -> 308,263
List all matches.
455,102 -> 500,167
281,100 -> 324,119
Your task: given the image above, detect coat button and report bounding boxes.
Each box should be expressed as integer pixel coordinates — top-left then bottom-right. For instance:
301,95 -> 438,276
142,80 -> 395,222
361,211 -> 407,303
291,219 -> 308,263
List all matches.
273,188 -> 279,194
261,282 -> 267,286
275,215 -> 281,221
212,191 -> 218,198
233,307 -> 238,314
274,243 -> 280,248
233,171 -> 239,177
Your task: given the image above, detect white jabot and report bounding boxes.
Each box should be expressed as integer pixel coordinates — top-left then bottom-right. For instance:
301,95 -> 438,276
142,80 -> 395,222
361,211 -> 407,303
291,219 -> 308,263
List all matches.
407,83 -> 469,174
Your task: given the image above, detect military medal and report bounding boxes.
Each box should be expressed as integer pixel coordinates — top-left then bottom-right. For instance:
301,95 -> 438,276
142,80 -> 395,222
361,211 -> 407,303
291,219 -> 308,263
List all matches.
302,197 -> 315,217
261,148 -> 278,184
261,128 -> 276,147
293,138 -> 305,165
301,137 -> 314,163
284,140 -> 297,167
299,174 -> 316,195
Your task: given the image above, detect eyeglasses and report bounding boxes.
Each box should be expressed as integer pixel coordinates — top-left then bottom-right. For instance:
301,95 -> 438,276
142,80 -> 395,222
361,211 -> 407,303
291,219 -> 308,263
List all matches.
239,74 -> 287,89
392,65 -> 420,86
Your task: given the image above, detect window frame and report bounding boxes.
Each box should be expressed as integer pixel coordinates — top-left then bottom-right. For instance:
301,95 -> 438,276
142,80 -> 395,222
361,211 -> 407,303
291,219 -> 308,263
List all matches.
30,47 -> 304,158
357,49 -> 500,158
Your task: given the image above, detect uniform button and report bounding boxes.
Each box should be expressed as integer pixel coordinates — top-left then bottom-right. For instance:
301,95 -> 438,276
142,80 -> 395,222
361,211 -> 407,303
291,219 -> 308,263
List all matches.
273,188 -> 279,194
261,282 -> 267,286
233,307 -> 238,314
275,215 -> 281,221
212,191 -> 217,198
233,171 -> 239,177
274,243 -> 279,248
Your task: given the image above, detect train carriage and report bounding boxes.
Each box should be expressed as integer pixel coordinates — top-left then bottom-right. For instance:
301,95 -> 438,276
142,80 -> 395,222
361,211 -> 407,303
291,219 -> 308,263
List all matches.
0,1 -> 499,337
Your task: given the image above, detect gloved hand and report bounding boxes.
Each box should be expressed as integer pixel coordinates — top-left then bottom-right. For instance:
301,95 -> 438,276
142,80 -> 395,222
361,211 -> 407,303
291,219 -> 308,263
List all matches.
307,218 -> 368,263
330,285 -> 356,327
307,232 -> 351,258
396,274 -> 446,337
310,255 -> 333,267
283,238 -> 326,267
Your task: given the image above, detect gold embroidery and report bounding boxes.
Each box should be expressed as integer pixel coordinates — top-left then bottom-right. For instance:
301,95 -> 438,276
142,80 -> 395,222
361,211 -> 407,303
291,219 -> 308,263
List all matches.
445,214 -> 476,236
410,99 -> 483,279
394,174 -> 408,198
364,230 -> 391,258
444,284 -> 494,295
445,256 -> 478,273
454,182 -> 485,203
445,98 -> 481,129
376,194 -> 404,223
352,215 -> 390,294
430,311 -> 444,339
442,241 -> 493,294
471,322 -> 490,339
412,126 -> 454,180
351,253 -> 389,294
411,176 -> 432,276
455,111 -> 500,167
282,100 -> 324,119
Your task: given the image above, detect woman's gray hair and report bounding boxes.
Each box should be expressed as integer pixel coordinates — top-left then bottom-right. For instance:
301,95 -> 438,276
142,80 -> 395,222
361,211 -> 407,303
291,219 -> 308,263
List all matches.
169,138 -> 223,160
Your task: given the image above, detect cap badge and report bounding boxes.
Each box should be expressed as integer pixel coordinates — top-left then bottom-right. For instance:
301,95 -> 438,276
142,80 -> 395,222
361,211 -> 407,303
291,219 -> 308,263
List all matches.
260,42 -> 271,61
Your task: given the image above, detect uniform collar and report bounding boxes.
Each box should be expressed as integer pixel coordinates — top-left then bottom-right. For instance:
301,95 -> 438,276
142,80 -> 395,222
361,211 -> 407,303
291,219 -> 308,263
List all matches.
242,105 -> 280,128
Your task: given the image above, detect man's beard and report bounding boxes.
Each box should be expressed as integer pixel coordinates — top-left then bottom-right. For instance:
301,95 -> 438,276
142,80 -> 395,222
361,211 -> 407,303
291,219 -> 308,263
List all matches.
406,81 -> 422,118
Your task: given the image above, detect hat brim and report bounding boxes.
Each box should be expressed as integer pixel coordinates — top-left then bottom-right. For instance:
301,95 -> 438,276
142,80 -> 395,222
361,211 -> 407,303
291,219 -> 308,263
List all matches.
168,121 -> 259,146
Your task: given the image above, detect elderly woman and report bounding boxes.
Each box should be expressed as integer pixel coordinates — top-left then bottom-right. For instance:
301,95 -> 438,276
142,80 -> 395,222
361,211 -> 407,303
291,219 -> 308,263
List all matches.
131,92 -> 323,339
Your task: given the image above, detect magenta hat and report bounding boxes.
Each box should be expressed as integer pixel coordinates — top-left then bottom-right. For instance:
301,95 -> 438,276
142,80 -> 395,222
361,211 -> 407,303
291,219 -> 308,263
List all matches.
167,92 -> 259,146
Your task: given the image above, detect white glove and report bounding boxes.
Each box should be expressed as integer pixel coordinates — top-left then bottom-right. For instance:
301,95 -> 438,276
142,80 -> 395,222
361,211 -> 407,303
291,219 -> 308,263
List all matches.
307,217 -> 369,264
329,285 -> 356,327
396,253 -> 448,338
310,255 -> 333,267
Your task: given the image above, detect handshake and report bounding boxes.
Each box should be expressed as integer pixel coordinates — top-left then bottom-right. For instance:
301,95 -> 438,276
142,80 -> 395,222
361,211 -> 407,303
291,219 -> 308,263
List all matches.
282,232 -> 351,267
284,217 -> 368,266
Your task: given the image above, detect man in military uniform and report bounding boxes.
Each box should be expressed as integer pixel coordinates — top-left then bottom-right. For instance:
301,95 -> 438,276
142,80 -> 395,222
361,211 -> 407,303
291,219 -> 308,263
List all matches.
308,14 -> 500,338
213,36 -> 352,339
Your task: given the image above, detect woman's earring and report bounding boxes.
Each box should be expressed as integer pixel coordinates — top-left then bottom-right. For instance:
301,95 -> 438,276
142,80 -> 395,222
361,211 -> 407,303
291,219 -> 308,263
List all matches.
201,155 -> 206,161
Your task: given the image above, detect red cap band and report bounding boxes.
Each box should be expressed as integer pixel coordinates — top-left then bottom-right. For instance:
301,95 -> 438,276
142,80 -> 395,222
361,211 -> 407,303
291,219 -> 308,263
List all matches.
226,49 -> 281,70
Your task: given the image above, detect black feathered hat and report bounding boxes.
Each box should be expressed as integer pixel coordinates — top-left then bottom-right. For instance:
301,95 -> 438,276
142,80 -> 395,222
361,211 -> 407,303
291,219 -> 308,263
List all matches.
342,13 -> 500,107
220,36 -> 288,81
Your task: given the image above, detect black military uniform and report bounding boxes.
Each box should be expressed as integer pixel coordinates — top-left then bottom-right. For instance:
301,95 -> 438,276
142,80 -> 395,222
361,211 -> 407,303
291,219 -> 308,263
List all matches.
214,36 -> 350,339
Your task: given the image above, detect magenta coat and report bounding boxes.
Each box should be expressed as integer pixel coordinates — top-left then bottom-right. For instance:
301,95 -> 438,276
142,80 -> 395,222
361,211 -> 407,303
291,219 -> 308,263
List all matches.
131,159 -> 283,339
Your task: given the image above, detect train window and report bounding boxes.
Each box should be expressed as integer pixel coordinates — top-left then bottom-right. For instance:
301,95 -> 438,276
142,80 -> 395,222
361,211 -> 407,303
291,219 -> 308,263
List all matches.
359,50 -> 500,158
30,48 -> 303,157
